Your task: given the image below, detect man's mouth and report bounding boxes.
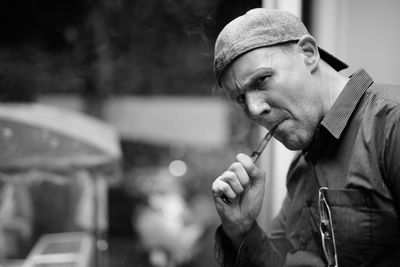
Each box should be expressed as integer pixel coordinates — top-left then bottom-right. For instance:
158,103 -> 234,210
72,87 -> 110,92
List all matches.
268,118 -> 286,132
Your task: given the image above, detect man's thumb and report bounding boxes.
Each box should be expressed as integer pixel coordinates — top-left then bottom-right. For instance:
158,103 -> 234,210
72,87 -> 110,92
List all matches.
236,153 -> 266,183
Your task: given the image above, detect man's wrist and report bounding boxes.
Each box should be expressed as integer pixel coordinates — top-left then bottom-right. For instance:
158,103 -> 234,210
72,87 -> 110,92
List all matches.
222,220 -> 254,249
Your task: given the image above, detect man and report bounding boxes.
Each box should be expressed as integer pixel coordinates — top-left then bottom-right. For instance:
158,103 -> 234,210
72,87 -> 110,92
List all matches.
211,8 -> 400,267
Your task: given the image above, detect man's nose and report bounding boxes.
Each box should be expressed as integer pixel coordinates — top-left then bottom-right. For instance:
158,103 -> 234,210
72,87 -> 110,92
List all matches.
245,92 -> 271,118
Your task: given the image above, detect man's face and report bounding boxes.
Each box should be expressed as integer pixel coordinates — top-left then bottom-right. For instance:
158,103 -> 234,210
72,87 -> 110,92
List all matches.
220,45 -> 324,150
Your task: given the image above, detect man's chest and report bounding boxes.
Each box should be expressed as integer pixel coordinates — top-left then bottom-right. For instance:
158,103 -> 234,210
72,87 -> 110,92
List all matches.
285,154 -> 400,266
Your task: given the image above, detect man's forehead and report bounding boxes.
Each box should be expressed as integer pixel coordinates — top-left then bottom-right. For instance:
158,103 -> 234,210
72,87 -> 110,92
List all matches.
220,47 -> 282,85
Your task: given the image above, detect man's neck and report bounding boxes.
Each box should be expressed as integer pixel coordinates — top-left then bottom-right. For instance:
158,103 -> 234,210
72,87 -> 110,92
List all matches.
317,61 -> 350,114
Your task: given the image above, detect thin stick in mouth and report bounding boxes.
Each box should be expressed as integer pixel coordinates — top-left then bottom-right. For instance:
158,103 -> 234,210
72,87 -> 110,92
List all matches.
250,128 -> 275,163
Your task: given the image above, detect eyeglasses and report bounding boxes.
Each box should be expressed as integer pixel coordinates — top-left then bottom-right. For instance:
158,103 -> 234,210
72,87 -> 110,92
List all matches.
318,187 -> 338,267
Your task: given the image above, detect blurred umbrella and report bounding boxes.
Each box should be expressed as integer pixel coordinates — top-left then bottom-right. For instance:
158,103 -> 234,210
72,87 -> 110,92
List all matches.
0,103 -> 122,266
0,103 -> 121,175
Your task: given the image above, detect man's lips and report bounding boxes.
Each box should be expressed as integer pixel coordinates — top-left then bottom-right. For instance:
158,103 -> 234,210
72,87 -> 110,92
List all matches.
267,118 -> 286,132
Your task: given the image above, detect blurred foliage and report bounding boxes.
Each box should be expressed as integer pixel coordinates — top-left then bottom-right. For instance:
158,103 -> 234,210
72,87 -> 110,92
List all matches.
0,0 -> 222,98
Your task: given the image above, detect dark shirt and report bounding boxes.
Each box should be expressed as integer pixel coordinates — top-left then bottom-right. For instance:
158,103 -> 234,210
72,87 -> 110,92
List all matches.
215,69 -> 400,266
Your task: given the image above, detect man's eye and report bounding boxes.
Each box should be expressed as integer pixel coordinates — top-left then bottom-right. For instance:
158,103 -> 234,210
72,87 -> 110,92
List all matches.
255,76 -> 269,87
236,94 -> 245,104
259,76 -> 267,82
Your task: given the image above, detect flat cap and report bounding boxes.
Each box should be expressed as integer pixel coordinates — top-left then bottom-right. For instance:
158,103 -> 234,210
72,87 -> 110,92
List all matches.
214,8 -> 348,86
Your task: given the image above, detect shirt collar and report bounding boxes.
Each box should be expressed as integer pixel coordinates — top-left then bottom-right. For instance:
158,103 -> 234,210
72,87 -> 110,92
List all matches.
321,68 -> 373,139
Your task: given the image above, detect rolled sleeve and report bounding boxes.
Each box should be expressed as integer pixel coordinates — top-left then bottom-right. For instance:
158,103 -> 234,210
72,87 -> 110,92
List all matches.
214,225 -> 237,267
214,222 -> 284,267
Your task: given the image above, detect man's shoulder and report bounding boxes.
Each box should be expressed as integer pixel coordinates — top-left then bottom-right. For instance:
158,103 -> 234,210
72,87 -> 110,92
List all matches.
366,82 -> 400,104
362,82 -> 400,134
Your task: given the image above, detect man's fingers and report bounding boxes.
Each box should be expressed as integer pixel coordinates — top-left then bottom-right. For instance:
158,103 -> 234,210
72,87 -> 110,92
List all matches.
236,153 -> 265,181
220,171 -> 245,194
228,162 -> 250,186
212,154 -> 265,205
212,179 -> 237,201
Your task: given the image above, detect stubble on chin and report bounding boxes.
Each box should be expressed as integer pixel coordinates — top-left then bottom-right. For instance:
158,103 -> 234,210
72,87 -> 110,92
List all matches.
278,129 -> 314,151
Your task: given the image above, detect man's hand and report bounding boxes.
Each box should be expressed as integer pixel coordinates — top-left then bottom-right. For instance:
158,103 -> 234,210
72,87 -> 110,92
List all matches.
212,153 -> 266,248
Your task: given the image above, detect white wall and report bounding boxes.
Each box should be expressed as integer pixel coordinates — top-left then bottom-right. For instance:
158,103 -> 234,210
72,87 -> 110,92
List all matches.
312,0 -> 400,84
104,96 -> 229,147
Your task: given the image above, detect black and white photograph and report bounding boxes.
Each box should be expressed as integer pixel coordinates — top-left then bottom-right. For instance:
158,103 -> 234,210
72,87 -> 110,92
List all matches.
1,0 -> 400,266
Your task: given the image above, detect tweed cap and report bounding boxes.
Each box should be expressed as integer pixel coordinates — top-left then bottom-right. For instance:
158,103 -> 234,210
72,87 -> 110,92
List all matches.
214,8 -> 348,86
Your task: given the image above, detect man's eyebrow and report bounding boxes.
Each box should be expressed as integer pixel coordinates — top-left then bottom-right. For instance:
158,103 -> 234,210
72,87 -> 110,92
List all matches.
223,67 -> 274,94
245,67 -> 274,87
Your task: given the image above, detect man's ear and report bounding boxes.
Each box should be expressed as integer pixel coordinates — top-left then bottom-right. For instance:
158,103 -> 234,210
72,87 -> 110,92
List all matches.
297,35 -> 319,72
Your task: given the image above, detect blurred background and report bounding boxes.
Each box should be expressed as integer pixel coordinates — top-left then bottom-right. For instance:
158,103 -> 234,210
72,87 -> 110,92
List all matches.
0,0 -> 399,266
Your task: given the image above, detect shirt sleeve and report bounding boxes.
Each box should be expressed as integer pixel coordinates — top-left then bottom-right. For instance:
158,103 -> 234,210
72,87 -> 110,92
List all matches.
383,105 -> 400,212
214,224 -> 237,267
214,196 -> 292,267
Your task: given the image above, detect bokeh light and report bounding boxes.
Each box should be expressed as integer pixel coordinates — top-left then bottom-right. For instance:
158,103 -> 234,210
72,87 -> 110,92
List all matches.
168,160 -> 187,177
